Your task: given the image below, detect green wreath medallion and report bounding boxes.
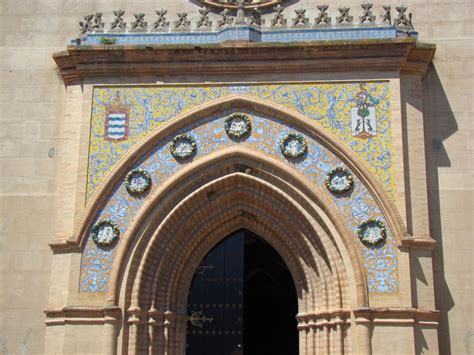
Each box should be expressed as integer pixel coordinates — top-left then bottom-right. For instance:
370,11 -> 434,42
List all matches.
280,133 -> 308,159
224,113 -> 251,139
170,134 -> 197,160
325,167 -> 354,194
357,219 -> 387,247
91,219 -> 120,247
124,168 -> 152,195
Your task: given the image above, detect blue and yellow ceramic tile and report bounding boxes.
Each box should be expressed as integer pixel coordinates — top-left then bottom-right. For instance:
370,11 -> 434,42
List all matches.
88,82 -> 393,199
80,108 -> 398,294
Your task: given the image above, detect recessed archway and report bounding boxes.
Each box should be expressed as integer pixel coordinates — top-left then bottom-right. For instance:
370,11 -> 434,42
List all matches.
116,153 -> 372,354
64,95 -> 410,354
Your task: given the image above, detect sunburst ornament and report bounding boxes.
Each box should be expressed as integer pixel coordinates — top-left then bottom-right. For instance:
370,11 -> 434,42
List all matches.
326,167 -> 354,194
225,113 -> 251,139
124,168 -> 152,195
280,133 -> 307,159
170,134 -> 197,160
198,0 -> 284,10
91,219 -> 120,248
357,219 -> 387,247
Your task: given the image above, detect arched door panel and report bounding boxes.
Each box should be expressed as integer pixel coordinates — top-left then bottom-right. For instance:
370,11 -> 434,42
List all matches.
186,229 -> 298,355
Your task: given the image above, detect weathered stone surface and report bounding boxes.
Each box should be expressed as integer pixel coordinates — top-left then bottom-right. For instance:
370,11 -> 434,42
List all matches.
0,1 -> 472,355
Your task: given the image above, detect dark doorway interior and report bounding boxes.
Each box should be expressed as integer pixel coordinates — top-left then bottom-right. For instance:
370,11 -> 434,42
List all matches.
244,232 -> 298,355
186,229 -> 298,355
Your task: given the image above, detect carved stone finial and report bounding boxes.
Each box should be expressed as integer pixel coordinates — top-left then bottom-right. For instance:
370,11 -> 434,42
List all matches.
175,11 -> 191,31
315,5 -> 331,26
131,13 -> 148,32
93,12 -> 105,33
79,14 -> 94,34
271,4 -> 287,27
235,0 -> 247,25
336,7 -> 353,25
217,9 -> 233,28
394,6 -> 414,30
110,10 -> 126,32
381,5 -> 392,26
360,3 -> 376,24
292,9 -> 310,27
249,8 -> 265,26
153,9 -> 169,31
196,7 -> 213,30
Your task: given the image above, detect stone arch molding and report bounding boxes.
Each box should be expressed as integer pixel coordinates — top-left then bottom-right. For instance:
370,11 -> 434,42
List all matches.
60,95 -> 411,353
121,165 -> 369,354
68,94 -> 406,251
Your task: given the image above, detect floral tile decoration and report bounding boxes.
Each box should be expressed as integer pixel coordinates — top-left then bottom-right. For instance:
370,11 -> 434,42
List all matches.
80,82 -> 399,294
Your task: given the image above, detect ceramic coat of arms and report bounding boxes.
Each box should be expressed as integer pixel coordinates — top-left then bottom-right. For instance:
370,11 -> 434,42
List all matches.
105,93 -> 129,141
351,85 -> 380,139
199,0 -> 284,9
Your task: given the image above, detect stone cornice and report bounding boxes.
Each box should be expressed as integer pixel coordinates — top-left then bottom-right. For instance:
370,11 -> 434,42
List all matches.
44,306 -> 121,326
400,235 -> 437,251
353,307 -> 440,326
53,38 -> 435,85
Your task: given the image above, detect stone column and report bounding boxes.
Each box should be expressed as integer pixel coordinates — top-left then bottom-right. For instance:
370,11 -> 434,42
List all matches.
127,306 -> 142,355
353,309 -> 372,355
163,310 -> 174,355
307,314 -> 317,354
321,320 -> 330,354
333,314 -> 344,354
148,307 -> 165,355
103,306 -> 121,355
296,313 -> 309,354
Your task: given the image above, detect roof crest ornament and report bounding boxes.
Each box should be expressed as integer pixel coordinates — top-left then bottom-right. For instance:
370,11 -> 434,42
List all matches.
130,13 -> 147,32
336,7 -> 353,25
218,9 -> 234,28
359,3 -> 376,24
175,11 -> 191,31
315,5 -> 331,26
110,10 -> 126,32
153,9 -> 169,31
271,4 -> 287,27
76,4 -> 418,39
292,9 -> 310,27
196,7 -> 213,30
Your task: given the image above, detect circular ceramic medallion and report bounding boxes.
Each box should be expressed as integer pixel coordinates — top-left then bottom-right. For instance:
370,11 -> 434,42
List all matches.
91,220 -> 120,247
280,133 -> 307,159
357,219 -> 387,247
225,113 -> 251,139
170,134 -> 197,160
125,168 -> 152,195
326,167 -> 354,194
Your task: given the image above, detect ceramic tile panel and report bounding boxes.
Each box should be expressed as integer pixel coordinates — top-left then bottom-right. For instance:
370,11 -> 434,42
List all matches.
81,91 -> 398,293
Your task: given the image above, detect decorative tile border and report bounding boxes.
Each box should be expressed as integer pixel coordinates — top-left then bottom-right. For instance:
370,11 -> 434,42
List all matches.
88,82 -> 394,200
75,25 -> 412,46
80,110 -> 398,294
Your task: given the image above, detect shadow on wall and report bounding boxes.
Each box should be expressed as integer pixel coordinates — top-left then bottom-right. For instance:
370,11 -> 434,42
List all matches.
423,64 -> 457,355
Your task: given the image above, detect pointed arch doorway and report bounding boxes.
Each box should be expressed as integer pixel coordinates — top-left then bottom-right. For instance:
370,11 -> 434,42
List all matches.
186,229 -> 298,355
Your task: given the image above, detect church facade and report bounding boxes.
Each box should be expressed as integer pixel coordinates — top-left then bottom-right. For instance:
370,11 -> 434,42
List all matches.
0,1 -> 472,354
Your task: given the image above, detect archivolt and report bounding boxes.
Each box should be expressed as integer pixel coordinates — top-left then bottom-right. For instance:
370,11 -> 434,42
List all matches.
71,94 -> 406,254
110,147 -> 367,307
117,148 -> 368,354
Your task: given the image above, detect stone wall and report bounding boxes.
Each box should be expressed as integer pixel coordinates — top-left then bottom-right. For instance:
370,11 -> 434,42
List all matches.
0,0 -> 472,354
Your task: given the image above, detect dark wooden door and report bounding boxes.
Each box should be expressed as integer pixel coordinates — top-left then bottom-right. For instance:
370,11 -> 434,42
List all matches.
186,231 -> 244,355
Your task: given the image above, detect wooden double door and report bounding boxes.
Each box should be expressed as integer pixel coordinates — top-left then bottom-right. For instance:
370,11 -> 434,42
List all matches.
186,229 -> 298,355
